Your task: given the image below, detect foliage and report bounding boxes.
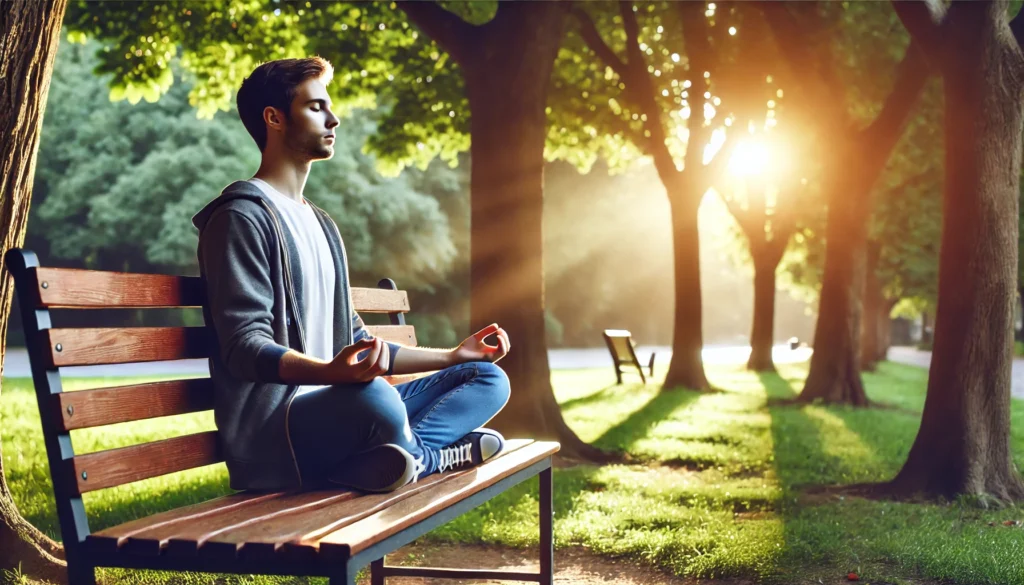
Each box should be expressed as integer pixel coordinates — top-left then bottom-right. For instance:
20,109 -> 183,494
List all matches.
62,0 -> 469,175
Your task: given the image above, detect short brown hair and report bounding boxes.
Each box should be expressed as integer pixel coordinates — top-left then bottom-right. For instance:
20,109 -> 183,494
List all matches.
236,57 -> 335,151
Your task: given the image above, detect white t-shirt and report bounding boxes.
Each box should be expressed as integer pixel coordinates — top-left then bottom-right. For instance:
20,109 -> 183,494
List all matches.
248,179 -> 335,394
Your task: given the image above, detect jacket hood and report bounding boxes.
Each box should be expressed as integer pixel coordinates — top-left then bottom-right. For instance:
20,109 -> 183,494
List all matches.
191,180 -> 270,231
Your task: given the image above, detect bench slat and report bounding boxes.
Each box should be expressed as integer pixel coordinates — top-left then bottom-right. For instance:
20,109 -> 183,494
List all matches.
87,491 -> 286,555
55,378 -> 214,431
351,288 -> 409,314
44,327 -> 211,367
312,440 -> 559,559
25,267 -> 205,308
162,491 -> 361,557
203,440 -> 536,560
71,431 -> 222,494
365,325 -> 417,346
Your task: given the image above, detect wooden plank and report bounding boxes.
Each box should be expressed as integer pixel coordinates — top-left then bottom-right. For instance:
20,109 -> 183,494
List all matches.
159,491 -> 360,557
86,491 -> 286,555
204,440 -> 536,560
310,440 -> 558,559
44,327 -> 211,367
365,325 -> 416,347
351,288 -> 410,313
55,378 -> 214,431
71,431 -> 222,494
30,267 -> 204,308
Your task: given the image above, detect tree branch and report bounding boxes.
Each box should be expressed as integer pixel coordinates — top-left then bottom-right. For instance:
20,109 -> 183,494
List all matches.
676,1 -> 716,85
857,42 -> 930,175
619,1 -> 643,66
572,6 -> 630,80
890,0 -> 947,60
759,2 -> 844,125
396,1 -> 474,66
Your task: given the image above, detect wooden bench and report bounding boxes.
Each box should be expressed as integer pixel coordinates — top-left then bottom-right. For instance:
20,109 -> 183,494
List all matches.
6,248 -> 558,585
602,329 -> 656,385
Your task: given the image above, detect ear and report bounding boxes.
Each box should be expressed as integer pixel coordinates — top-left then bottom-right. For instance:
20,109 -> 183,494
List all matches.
263,106 -> 286,132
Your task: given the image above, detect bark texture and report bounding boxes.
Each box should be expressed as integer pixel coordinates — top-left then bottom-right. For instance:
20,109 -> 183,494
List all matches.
0,0 -> 70,582
762,4 -> 929,404
887,0 -> 1024,501
400,2 -> 610,460
860,243 -> 893,371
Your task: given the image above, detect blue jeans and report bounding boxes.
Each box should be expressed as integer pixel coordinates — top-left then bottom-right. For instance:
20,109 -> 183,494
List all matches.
287,361 -> 510,486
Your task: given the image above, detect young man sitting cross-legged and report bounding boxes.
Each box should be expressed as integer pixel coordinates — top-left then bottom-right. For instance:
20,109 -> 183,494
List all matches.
192,57 -> 511,493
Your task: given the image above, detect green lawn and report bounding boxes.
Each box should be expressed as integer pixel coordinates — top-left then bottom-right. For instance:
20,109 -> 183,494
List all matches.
4,361 -> 1024,584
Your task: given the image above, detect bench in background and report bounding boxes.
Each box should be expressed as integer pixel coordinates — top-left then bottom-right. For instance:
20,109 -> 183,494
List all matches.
602,329 -> 656,385
6,248 -> 558,585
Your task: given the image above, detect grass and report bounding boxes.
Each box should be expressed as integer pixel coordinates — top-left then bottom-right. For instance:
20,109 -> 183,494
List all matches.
4,362 -> 1024,584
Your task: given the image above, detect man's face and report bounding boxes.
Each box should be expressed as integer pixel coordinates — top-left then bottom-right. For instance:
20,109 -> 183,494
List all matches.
280,77 -> 339,161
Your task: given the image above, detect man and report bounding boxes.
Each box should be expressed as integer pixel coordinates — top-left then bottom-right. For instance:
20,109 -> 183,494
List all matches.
192,57 -> 511,493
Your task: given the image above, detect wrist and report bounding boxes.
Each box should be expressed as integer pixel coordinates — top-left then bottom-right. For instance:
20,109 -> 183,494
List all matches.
447,348 -> 464,367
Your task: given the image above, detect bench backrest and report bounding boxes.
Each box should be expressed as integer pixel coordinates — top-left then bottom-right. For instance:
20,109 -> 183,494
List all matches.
5,248 -> 416,544
602,329 -> 638,364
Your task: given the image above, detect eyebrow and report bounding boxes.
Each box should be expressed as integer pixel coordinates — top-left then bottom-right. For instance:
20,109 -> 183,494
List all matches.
305,98 -> 333,108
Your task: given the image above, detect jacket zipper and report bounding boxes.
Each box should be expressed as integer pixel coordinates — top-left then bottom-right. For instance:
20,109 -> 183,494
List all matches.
257,199 -> 306,488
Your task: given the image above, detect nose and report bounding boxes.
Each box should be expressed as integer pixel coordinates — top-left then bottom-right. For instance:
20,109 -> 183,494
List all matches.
326,108 -> 340,129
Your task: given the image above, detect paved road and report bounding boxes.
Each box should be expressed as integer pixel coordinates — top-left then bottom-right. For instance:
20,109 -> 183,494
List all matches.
5,345 -> 1022,399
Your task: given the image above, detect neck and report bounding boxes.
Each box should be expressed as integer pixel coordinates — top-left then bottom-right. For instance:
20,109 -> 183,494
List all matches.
253,148 -> 311,202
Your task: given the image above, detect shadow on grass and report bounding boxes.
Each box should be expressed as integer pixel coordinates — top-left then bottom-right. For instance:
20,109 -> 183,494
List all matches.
558,383 -> 629,411
590,387 -> 701,456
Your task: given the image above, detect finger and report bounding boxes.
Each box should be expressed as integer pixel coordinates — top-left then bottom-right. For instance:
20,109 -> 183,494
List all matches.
354,338 -> 383,374
376,342 -> 390,375
342,337 -> 377,360
498,329 -> 510,352
492,336 -> 509,362
474,323 -> 500,341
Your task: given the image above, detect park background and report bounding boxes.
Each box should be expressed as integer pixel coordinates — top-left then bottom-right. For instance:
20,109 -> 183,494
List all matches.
5,1 -> 1024,585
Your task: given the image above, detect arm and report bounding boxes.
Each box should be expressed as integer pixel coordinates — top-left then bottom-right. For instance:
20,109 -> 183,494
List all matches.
389,323 -> 511,375
199,209 -> 291,383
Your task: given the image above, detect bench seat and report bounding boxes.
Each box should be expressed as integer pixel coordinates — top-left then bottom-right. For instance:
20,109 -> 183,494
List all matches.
86,439 -> 555,565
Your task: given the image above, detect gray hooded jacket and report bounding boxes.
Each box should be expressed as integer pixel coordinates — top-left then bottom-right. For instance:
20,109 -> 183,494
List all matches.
192,180 -> 354,491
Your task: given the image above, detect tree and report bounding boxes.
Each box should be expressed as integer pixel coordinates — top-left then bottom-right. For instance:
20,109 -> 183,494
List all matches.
0,1 -> 71,582
885,0 -> 1024,501
555,1 -> 746,390
761,2 -> 930,405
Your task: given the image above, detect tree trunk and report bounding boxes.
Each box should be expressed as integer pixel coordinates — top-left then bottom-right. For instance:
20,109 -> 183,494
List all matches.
0,0 -> 70,582
800,165 -> 871,405
460,3 -> 607,461
747,250 -> 778,372
889,2 -> 1024,501
662,190 -> 709,391
861,242 -> 884,371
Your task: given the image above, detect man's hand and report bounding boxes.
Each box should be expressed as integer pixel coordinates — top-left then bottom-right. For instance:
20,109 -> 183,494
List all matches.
326,337 -> 391,383
452,323 -> 510,365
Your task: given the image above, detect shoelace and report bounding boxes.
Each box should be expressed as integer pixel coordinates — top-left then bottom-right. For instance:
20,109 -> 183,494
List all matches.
438,442 -> 473,473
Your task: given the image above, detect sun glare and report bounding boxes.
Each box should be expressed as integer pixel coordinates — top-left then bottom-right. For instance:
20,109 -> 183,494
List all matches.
728,139 -> 773,178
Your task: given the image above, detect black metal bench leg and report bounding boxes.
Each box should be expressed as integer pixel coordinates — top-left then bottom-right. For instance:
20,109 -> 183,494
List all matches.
540,467 -> 553,585
67,563 -> 96,585
329,563 -> 360,585
371,557 -> 385,585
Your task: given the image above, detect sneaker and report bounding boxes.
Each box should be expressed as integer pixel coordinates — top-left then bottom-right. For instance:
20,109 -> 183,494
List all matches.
327,443 -> 418,493
437,428 -> 506,473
